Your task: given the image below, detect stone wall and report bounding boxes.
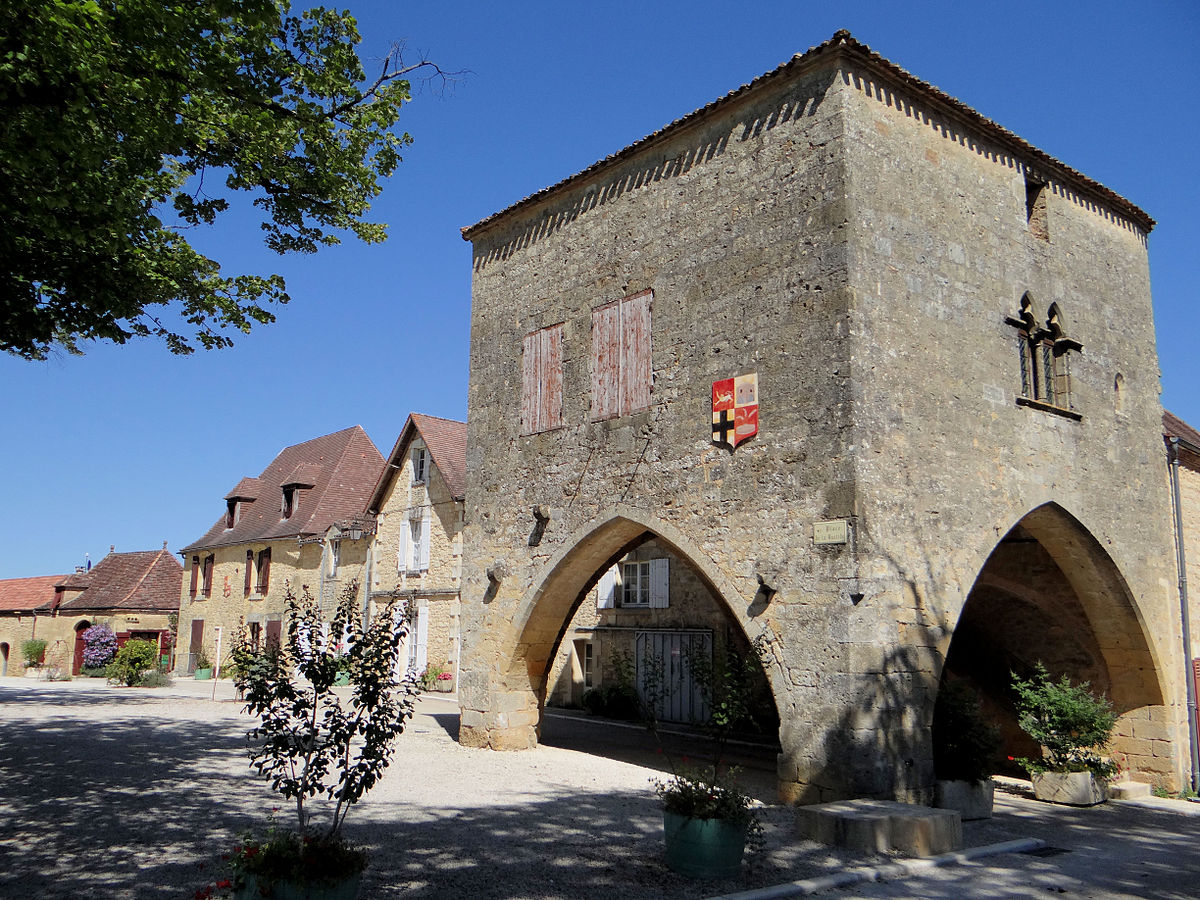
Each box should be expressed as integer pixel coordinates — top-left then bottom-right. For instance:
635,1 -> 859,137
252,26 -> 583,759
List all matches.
369,435 -> 464,681
176,536 -> 369,671
461,47 -> 1183,796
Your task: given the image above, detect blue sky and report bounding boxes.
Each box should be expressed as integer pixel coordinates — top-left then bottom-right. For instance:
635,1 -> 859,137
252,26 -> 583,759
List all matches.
2,0 -> 1197,578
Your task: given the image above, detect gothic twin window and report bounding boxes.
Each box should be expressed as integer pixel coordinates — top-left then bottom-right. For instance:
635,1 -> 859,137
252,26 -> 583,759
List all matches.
1007,294 -> 1081,416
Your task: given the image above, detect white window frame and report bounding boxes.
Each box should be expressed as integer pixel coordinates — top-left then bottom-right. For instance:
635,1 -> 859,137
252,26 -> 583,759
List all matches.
412,448 -> 428,485
622,561 -> 650,606
329,539 -> 341,577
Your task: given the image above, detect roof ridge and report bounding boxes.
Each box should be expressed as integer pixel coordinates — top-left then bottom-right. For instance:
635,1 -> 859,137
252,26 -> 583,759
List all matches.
114,547 -> 165,608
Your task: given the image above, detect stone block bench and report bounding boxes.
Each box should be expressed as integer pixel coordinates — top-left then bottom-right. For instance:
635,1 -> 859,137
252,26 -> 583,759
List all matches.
796,799 -> 962,857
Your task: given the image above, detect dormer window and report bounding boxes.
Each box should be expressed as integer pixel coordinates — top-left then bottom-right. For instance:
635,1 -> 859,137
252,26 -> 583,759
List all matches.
225,499 -> 239,529
282,487 -> 296,520
412,448 -> 428,485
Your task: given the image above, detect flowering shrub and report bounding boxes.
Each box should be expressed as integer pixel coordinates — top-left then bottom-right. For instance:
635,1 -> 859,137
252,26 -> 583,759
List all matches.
437,670 -> 453,681
81,624 -> 117,669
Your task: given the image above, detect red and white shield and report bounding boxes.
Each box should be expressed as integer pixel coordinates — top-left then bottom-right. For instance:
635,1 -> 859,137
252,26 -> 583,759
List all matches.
712,373 -> 758,449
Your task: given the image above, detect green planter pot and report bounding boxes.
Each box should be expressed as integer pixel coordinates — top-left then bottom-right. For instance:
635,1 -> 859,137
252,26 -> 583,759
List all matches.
663,811 -> 747,878
194,667 -> 213,681
333,672 -> 351,686
234,872 -> 361,900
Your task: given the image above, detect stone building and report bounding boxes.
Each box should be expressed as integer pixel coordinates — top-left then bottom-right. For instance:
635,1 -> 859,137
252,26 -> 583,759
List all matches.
365,413 -> 467,685
176,426 -> 383,672
0,548 -> 180,676
459,31 -> 1188,800
0,575 -> 64,676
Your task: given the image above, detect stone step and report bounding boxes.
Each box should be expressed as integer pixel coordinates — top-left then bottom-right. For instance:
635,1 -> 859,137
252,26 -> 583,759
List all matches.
1109,780 -> 1152,799
796,799 -> 962,857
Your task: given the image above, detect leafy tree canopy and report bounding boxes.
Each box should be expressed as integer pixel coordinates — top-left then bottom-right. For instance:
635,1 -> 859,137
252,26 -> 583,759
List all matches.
1,0 -> 437,359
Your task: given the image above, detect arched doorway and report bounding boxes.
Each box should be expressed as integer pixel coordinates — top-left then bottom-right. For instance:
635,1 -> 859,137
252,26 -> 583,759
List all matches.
461,510 -> 782,769
72,621 -> 91,675
942,503 -> 1167,780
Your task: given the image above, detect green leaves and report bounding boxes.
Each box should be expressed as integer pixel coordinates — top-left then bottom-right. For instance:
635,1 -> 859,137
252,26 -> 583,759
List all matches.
1,1 -> 435,359
235,582 -> 416,839
1011,663 -> 1119,778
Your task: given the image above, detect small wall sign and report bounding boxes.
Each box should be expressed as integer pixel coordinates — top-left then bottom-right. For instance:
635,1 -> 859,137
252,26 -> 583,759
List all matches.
712,373 -> 759,449
813,519 -> 849,545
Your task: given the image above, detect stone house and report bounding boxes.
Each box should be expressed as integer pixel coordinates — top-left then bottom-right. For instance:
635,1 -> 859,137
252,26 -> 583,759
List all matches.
459,30 -> 1189,800
0,575 -> 65,676
365,413 -> 466,685
48,546 -> 182,673
0,548 -> 181,676
176,426 -> 383,672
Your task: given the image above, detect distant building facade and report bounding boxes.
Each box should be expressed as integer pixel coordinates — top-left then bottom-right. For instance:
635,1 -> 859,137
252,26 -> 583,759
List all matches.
175,427 -> 383,672
365,414 -> 467,685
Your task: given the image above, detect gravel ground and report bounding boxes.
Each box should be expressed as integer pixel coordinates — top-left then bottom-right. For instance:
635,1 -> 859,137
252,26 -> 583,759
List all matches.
2,677 -> 1198,899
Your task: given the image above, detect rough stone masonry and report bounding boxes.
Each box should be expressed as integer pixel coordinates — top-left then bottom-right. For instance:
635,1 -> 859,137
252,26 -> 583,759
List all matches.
458,31 -> 1185,801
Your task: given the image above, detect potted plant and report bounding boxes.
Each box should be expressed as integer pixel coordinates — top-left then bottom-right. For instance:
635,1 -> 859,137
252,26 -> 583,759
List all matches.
650,638 -> 767,878
1011,663 -> 1118,806
932,678 -> 1001,819
228,582 -> 415,899
194,646 -> 214,680
21,638 -> 47,677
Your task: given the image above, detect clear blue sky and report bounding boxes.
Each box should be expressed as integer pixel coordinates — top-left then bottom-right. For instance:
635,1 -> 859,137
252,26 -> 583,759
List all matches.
2,0 -> 1197,578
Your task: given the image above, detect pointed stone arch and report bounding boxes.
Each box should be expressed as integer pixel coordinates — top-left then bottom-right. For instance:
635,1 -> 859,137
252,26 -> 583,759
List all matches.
461,504 -> 783,753
943,501 -> 1169,780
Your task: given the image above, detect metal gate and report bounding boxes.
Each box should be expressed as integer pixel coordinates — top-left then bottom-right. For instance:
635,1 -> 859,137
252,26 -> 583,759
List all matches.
635,631 -> 711,724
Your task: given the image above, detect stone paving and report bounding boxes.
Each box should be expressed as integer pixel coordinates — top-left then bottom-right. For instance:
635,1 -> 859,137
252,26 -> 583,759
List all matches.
1,676 -> 1197,899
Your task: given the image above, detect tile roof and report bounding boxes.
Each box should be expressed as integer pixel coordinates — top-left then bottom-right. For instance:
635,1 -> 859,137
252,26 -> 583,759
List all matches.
0,574 -> 65,613
56,548 -> 183,613
225,477 -> 261,501
368,413 -> 468,511
184,426 -> 385,552
1164,411 -> 1200,449
462,30 -> 1153,242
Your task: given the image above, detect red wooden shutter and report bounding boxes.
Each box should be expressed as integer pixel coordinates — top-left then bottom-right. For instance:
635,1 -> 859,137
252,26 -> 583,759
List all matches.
260,548 -> 271,594
189,557 -> 199,597
202,556 -> 214,597
189,619 -> 204,672
521,331 -> 538,433
244,550 -> 253,597
591,302 -> 621,420
265,619 -> 282,651
521,325 -> 563,433
622,291 -> 652,413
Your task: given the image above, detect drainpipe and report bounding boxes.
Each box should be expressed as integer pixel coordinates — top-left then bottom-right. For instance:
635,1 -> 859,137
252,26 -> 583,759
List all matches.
1168,436 -> 1200,792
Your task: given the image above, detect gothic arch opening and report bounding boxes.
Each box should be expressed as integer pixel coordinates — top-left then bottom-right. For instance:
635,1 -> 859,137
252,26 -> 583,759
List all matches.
476,512 -> 781,778
942,502 -> 1165,777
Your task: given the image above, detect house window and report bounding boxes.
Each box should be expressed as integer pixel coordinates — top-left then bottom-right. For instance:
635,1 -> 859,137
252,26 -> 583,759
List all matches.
1025,173 -> 1049,241
583,641 -> 594,688
622,561 -> 651,606
189,556 -> 199,598
591,290 -> 652,420
225,499 -> 238,529
597,558 -> 670,609
412,448 -> 428,485
248,622 -> 262,651
1007,295 -> 1081,416
521,323 -> 564,434
244,549 -> 253,597
201,555 -> 214,598
255,548 -> 271,594
281,487 -> 295,520
397,508 -> 431,574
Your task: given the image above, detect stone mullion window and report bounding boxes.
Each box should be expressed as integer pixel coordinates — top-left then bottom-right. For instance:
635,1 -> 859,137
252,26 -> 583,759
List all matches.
1007,295 -> 1081,420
